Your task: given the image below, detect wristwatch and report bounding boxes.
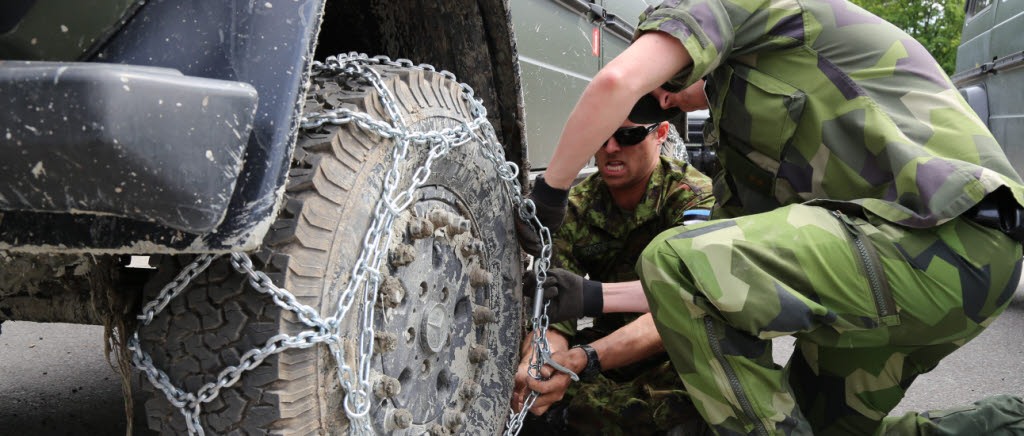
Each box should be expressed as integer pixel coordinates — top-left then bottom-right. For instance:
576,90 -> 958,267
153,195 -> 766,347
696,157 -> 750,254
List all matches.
571,344 -> 602,381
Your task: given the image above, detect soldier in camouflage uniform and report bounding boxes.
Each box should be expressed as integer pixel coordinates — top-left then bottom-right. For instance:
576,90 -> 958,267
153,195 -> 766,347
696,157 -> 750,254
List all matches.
519,0 -> 1024,435
512,116 -> 714,435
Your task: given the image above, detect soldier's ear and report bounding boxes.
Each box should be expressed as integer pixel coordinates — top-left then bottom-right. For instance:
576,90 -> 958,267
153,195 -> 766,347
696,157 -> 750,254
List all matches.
656,121 -> 670,141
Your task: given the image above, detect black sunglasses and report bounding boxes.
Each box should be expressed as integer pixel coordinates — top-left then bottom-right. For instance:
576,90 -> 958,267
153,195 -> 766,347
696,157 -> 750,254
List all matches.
604,124 -> 659,147
660,81 -> 684,93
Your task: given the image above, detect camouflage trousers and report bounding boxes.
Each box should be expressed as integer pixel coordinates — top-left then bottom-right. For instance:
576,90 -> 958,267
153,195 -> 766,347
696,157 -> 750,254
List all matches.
562,360 -> 702,435
636,204 -> 1024,435
523,360 -> 704,435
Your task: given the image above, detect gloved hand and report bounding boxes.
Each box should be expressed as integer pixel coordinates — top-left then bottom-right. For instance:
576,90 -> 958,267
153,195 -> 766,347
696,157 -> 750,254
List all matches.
523,268 -> 603,323
515,176 -> 569,257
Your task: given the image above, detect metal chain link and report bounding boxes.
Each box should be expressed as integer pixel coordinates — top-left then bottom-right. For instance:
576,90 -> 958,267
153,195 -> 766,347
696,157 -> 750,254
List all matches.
129,52 -> 570,435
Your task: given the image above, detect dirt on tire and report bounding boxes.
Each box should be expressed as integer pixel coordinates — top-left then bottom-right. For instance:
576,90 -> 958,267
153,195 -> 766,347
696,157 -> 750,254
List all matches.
138,65 -> 523,435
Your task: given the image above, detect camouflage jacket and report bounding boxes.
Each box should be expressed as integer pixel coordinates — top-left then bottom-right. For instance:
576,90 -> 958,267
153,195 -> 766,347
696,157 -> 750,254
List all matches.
549,157 -> 713,361
636,0 -> 1024,226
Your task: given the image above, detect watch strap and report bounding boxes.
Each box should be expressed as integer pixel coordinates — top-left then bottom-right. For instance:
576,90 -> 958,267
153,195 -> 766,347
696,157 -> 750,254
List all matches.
572,344 -> 601,381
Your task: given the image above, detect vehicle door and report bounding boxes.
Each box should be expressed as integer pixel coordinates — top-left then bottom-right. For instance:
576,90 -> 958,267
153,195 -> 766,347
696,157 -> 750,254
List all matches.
599,0 -> 645,64
509,0 -> 602,171
954,0 -> 1024,177
956,0 -> 997,73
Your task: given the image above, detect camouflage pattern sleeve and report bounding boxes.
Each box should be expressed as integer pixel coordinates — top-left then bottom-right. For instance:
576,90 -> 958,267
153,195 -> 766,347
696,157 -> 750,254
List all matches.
551,220 -> 586,277
662,158 -> 715,227
548,197 -> 587,337
633,0 -> 799,91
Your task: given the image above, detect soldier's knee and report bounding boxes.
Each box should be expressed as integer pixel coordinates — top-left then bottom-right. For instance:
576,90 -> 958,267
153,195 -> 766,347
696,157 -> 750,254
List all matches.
636,235 -> 680,285
636,239 -> 703,310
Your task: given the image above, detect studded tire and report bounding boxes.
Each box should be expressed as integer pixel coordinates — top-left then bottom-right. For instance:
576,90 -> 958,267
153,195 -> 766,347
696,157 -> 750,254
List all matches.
139,65 -> 523,435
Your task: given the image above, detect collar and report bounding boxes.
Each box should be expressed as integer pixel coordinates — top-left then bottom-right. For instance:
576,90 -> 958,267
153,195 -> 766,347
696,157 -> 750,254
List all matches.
574,157 -> 674,238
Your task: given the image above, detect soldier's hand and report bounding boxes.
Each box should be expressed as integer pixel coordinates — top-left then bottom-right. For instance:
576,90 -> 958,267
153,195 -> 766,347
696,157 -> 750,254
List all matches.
514,218 -> 544,258
524,347 -> 588,415
523,269 -> 603,323
512,331 -> 569,413
511,354 -> 532,413
515,175 -> 569,257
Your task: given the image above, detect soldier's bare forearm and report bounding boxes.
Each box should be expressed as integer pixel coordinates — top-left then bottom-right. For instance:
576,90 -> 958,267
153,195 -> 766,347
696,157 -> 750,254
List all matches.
602,280 -> 650,313
588,313 -> 664,371
542,32 -> 692,189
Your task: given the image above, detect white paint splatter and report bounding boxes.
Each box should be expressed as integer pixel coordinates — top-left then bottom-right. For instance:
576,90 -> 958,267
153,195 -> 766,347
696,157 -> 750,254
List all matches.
31,162 -> 45,179
54,66 -> 68,85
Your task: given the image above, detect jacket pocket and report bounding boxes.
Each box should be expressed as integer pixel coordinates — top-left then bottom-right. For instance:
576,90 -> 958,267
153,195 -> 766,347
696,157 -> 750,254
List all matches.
714,64 -> 806,200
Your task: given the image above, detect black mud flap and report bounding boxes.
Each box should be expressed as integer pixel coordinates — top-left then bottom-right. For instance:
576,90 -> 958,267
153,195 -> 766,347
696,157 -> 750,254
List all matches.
0,61 -> 257,233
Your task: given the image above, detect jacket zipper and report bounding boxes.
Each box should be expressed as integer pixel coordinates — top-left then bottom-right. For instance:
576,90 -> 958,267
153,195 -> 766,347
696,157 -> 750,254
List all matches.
831,211 -> 891,318
703,316 -> 771,436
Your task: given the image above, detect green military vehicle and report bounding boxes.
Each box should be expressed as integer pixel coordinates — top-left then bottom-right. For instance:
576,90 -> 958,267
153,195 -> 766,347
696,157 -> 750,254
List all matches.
953,0 -> 1024,177
0,0 -> 683,434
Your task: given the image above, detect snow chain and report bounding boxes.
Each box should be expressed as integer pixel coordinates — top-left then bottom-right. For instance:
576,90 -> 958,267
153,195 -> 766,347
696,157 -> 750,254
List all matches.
128,52 -> 574,435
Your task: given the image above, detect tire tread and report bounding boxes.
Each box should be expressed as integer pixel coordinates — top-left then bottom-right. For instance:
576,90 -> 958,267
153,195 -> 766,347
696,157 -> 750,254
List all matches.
142,67 -> 510,435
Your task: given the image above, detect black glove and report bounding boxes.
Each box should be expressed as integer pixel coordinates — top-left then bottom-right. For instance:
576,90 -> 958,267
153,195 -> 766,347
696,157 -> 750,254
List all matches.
523,268 -> 603,323
515,176 -> 569,257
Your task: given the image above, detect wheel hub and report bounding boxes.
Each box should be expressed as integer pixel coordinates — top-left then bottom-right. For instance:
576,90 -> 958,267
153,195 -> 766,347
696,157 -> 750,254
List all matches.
421,303 -> 449,354
371,190 -> 496,434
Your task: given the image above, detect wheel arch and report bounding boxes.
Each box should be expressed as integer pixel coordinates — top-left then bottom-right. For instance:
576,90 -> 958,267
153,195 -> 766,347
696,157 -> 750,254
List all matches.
316,0 -> 528,183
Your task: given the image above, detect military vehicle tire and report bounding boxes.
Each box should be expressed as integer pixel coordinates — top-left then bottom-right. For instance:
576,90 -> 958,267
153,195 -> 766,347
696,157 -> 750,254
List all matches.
139,65 -> 523,435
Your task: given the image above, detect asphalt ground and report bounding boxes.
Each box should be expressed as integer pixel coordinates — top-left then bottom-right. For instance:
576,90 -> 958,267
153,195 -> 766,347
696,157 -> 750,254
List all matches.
0,321 -> 153,436
1,287 -> 1022,434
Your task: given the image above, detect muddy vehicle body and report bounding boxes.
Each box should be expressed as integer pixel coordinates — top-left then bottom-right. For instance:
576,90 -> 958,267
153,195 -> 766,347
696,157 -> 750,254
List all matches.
0,0 -> 674,434
953,0 -> 1024,177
